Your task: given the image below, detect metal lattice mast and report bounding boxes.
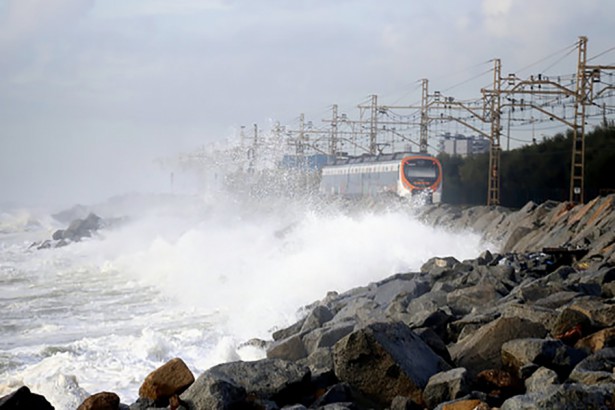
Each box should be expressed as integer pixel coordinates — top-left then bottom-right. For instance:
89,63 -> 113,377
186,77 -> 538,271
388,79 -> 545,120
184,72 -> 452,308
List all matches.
570,36 -> 588,204
369,94 -> 378,155
487,59 -> 502,206
330,104 -> 338,156
420,79 -> 429,153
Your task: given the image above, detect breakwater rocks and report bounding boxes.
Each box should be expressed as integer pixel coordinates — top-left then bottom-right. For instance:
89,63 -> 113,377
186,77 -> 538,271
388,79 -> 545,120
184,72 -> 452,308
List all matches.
4,196 -> 615,409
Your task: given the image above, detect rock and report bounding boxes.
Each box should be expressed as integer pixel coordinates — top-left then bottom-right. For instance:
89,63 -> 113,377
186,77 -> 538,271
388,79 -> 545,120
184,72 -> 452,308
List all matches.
446,282 -> 502,316
302,323 -> 355,355
574,326 -> 615,353
500,383 -> 615,409
436,398 -> 490,410
267,333 -> 308,361
0,386 -> 54,410
390,395 -> 422,410
423,368 -> 470,409
474,369 -> 523,402
413,327 -> 452,364
333,321 -> 451,407
300,305 -> 334,333
449,317 -> 547,377
551,308 -> 593,344
272,318 -> 306,341
370,273 -> 431,307
180,370 -> 247,410
187,358 -> 312,407
421,256 -> 460,276
501,338 -> 587,378
138,357 -> 195,403
524,366 -> 559,393
311,383 -> 354,408
568,347 -> 615,385
77,392 -> 120,410
568,298 -> 615,328
297,347 -> 336,388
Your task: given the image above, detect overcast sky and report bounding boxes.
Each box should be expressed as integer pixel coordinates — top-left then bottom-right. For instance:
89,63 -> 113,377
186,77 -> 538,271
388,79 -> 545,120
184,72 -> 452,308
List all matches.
1,0 -> 614,207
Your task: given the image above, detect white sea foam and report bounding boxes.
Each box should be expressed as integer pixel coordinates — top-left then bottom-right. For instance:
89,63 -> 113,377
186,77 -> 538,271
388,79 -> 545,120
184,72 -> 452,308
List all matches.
0,193 -> 489,409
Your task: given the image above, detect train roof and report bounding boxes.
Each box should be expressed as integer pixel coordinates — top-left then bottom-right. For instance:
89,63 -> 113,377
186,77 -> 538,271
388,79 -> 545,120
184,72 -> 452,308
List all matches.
328,152 -> 434,166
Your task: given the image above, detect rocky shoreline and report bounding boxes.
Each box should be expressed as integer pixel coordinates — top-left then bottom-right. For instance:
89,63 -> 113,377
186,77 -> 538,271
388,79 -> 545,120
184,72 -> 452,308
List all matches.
3,195 -> 615,409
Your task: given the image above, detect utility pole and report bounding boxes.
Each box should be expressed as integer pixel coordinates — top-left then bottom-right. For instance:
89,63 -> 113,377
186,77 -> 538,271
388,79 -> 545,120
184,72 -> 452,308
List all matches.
570,36 -> 588,204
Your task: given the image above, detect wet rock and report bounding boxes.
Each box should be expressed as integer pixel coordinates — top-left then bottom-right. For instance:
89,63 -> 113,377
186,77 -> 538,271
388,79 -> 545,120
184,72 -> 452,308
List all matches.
138,358 -> 194,404
332,321 -> 450,407
0,386 -> 54,410
77,392 -> 120,410
423,368 -> 470,409
501,338 -> 587,378
449,317 -> 547,377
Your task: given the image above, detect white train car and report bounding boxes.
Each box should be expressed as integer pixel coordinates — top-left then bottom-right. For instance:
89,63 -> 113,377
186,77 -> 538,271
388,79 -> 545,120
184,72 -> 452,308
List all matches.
319,153 -> 443,203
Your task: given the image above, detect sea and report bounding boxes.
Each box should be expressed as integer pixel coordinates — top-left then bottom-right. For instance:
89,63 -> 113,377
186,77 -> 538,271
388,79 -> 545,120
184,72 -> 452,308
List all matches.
0,188 -> 487,409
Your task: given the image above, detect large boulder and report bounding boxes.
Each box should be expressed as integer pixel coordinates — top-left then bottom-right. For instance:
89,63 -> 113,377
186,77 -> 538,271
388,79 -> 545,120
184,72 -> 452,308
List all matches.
138,357 -> 194,404
449,317 -> 547,377
0,386 -> 54,410
77,392 -> 120,410
332,321 -> 451,407
182,358 -> 312,409
501,338 -> 587,378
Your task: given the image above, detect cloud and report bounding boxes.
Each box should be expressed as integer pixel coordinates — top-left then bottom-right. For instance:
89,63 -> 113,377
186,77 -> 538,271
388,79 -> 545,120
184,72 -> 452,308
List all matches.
481,0 -> 513,37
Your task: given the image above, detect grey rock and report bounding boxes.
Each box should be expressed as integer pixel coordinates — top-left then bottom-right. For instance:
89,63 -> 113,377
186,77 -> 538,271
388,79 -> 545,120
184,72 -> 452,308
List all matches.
501,338 -> 587,378
423,368 -> 469,409
500,383 -> 615,410
333,321 -> 450,406
267,333 -> 308,361
449,316 -> 547,377
524,366 -> 559,393
568,347 -> 615,385
300,305 -> 334,333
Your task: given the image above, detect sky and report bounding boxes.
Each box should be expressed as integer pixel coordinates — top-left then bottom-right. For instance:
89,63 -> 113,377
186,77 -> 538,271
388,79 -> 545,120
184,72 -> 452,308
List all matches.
1,0 -> 614,207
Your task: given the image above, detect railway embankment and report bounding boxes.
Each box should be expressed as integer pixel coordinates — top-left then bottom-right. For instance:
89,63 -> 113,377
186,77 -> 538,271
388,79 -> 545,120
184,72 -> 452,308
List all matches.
3,196 -> 615,409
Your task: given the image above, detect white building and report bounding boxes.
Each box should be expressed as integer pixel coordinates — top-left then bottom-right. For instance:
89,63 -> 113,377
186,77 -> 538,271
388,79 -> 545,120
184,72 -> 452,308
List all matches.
438,133 -> 490,157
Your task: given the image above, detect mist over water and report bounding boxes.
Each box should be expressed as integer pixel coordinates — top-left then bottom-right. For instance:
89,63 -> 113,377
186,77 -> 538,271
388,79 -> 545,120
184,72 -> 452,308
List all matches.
0,188 -> 489,409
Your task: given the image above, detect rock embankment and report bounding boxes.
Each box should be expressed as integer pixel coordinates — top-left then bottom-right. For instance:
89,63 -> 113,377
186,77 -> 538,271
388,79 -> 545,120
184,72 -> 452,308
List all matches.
3,196 -> 615,409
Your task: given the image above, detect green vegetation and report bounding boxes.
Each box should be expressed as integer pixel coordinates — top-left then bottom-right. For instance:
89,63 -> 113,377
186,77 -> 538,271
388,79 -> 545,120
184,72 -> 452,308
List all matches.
438,125 -> 615,208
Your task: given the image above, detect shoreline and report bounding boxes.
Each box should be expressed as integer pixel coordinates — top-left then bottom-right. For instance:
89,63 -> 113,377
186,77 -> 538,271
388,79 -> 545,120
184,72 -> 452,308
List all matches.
2,195 -> 614,409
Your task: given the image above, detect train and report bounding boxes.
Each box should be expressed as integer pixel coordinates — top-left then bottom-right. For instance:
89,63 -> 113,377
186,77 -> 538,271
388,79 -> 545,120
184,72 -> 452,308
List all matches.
318,152 -> 443,203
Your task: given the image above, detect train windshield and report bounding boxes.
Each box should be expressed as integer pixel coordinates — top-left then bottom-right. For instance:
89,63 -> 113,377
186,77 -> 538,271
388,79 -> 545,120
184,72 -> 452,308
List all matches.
403,158 -> 438,181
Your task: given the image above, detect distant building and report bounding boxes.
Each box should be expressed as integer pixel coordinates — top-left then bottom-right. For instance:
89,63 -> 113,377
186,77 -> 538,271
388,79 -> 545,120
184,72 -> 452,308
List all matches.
438,133 -> 490,157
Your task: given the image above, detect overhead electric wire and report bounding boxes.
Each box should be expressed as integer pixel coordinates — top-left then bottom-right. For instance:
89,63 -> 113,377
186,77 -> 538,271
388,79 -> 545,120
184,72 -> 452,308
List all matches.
587,45 -> 615,62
